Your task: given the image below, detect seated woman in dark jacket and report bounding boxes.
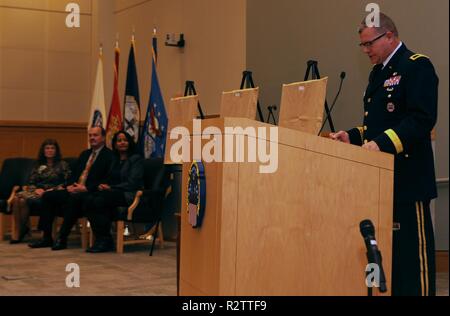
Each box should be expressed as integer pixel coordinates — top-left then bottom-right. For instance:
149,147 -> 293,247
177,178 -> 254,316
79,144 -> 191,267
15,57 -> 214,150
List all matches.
85,131 -> 144,253
9,139 -> 71,243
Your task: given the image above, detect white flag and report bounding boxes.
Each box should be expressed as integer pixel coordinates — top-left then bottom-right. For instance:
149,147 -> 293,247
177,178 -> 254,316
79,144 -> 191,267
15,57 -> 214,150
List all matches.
88,53 -> 106,129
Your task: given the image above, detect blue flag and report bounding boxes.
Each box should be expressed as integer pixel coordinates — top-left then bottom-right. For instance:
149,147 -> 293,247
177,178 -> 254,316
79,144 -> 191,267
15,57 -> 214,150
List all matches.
123,38 -> 141,143
140,36 -> 168,159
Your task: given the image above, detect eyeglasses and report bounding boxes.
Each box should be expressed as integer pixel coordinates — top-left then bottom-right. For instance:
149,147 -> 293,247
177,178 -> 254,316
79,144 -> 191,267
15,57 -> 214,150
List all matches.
359,32 -> 387,48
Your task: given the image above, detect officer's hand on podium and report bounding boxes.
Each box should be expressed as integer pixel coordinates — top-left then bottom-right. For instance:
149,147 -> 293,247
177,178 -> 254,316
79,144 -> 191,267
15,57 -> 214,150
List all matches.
362,141 -> 380,152
329,131 -> 350,144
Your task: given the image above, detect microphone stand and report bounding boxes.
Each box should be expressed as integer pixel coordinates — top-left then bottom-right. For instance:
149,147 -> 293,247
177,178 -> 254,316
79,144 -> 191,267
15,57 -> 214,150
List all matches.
367,271 -> 373,297
360,220 -> 388,296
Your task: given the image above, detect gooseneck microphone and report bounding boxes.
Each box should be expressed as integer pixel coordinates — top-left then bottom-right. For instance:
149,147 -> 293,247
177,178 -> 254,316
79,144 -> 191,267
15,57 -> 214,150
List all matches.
318,72 -> 346,136
359,219 -> 387,293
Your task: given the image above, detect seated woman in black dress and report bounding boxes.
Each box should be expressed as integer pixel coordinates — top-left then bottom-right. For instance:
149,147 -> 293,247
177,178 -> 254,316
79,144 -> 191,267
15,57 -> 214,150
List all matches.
85,131 -> 144,253
9,139 -> 71,244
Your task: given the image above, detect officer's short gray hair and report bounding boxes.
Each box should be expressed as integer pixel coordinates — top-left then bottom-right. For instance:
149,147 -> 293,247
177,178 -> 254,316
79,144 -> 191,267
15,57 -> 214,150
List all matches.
358,12 -> 399,37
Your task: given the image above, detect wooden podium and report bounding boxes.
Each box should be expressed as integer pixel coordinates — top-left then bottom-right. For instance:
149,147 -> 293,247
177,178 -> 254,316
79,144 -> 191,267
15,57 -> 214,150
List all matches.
179,117 -> 394,296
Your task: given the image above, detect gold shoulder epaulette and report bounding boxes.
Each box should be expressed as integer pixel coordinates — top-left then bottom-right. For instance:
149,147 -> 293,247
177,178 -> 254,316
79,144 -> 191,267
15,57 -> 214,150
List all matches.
410,53 -> 429,61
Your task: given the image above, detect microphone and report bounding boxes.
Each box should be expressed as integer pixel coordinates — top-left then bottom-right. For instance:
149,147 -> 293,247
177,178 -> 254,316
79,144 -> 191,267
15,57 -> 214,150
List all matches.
359,219 -> 387,293
318,71 -> 346,136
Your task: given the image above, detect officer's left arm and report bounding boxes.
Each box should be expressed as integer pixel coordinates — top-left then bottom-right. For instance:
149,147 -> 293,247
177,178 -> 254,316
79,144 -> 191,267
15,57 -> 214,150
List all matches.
373,58 -> 438,155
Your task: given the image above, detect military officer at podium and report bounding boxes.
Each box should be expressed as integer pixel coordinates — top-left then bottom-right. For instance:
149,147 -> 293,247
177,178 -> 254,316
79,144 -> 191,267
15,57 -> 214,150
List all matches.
331,13 -> 438,296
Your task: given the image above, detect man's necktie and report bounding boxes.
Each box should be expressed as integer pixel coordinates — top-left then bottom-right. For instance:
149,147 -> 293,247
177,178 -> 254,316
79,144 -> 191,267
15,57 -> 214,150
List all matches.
78,151 -> 97,185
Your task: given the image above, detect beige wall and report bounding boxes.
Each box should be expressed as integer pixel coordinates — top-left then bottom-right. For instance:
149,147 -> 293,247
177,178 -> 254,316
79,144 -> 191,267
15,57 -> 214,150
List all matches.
247,0 -> 449,250
0,0 -> 246,121
113,0 -> 246,117
0,0 -> 93,122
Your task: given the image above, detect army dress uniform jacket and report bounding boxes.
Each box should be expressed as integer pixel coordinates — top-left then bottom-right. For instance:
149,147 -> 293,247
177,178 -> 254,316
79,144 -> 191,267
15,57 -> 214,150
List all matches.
347,44 -> 438,202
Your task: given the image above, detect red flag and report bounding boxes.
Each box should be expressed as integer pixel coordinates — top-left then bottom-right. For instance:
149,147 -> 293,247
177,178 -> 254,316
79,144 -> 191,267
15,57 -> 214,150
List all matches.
106,44 -> 123,148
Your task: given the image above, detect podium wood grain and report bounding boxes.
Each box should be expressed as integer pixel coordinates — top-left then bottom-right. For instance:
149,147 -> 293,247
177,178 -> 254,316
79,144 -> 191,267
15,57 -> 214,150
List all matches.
179,118 -> 393,296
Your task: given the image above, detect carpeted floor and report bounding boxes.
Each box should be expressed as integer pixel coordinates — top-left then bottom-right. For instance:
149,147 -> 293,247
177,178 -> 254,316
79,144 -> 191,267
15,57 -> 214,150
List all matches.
0,236 -> 447,296
0,236 -> 177,296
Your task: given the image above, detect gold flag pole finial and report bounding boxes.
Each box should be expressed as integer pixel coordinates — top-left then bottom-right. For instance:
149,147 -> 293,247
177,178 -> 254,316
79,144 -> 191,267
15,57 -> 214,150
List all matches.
132,25 -> 136,42
99,43 -> 103,57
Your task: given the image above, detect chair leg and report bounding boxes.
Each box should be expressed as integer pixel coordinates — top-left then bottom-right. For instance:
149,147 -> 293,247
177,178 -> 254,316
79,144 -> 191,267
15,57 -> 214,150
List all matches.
157,222 -> 164,249
116,221 -> 124,254
0,213 -> 6,241
89,225 -> 94,248
149,220 -> 160,256
80,218 -> 88,249
30,216 -> 38,230
11,212 -> 17,241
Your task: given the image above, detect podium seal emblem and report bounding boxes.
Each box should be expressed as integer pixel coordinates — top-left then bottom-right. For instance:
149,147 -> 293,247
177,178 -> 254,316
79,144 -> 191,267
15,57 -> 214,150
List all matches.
187,161 -> 206,228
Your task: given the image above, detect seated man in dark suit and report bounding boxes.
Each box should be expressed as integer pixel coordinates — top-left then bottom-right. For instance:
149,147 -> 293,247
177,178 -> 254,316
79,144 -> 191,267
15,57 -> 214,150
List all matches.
29,126 -> 114,250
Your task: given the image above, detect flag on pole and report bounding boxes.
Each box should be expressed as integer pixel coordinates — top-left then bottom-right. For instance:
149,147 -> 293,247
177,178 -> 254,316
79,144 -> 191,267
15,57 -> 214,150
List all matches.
88,47 -> 107,129
140,31 -> 168,159
106,42 -> 123,148
123,36 -> 141,143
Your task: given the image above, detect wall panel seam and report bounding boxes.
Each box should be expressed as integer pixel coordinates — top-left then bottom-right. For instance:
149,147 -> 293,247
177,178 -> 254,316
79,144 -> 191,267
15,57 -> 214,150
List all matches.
0,5 -> 92,16
114,0 -> 154,15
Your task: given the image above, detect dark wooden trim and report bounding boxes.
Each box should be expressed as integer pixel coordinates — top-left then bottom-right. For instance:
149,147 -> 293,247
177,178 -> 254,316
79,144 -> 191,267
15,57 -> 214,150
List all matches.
0,121 -> 87,129
202,114 -> 220,119
0,121 -> 88,166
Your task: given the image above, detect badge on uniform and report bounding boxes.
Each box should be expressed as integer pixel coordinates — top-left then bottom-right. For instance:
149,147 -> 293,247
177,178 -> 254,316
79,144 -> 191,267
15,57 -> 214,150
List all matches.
387,102 -> 395,112
384,75 -> 402,88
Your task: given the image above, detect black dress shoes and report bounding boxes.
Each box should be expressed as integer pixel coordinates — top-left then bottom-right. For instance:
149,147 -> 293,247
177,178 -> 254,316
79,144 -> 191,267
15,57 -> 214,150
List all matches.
28,238 -> 53,248
86,240 -> 115,253
52,238 -> 68,251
